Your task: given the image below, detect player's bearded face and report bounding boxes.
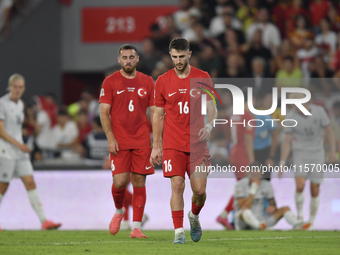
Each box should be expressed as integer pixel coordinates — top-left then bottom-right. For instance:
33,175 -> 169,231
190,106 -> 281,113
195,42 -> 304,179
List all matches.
170,49 -> 191,72
119,49 -> 139,74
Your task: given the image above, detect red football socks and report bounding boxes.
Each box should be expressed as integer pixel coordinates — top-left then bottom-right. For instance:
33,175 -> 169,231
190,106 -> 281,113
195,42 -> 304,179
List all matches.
172,210 -> 184,229
123,189 -> 132,220
191,202 -> 204,216
224,196 -> 234,213
132,186 -> 146,222
111,183 -> 126,210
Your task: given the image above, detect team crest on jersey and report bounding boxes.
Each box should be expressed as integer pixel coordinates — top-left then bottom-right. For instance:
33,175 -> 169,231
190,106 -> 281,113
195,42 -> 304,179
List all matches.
100,88 -> 105,97
190,88 -> 201,99
137,87 -> 147,98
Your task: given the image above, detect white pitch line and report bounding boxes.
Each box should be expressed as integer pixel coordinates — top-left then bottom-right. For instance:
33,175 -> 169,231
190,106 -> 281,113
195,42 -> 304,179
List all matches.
205,236 -> 340,241
9,235 -> 340,246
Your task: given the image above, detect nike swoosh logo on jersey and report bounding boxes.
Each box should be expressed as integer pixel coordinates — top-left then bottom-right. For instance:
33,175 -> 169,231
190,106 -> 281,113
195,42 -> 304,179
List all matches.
117,90 -> 125,94
169,92 -> 177,97
145,166 -> 152,170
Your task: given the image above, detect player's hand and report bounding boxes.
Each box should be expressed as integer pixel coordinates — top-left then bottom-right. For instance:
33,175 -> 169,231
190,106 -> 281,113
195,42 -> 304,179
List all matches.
150,147 -> 162,167
266,205 -> 276,214
58,143 -> 68,148
108,138 -> 119,155
198,127 -> 211,143
19,144 -> 32,153
249,181 -> 259,195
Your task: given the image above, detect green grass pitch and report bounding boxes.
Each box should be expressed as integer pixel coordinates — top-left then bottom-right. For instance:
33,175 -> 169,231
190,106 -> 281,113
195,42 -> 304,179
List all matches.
1,230 -> 339,255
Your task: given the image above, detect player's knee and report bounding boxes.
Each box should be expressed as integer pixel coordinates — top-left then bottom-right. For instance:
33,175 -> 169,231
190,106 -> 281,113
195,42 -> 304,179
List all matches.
114,182 -> 126,190
0,182 -> 9,194
172,185 -> 184,195
311,186 -> 319,197
193,188 -> 206,199
281,206 -> 290,213
25,180 -> 36,190
172,179 -> 185,194
296,184 -> 304,193
131,175 -> 146,188
113,179 -> 127,189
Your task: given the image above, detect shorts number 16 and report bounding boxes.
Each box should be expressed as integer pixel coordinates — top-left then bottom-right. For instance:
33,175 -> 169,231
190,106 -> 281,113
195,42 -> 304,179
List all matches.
164,160 -> 172,172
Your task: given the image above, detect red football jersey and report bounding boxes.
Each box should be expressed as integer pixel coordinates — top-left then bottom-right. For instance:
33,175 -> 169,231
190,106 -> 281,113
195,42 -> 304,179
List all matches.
154,66 -> 212,153
230,110 -> 254,158
99,71 -> 154,150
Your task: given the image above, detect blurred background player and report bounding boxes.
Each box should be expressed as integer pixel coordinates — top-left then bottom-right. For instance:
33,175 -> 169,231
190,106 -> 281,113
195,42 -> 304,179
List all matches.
217,88 -> 255,230
234,171 -> 311,230
151,38 -> 217,244
99,45 -> 155,238
253,93 -> 279,181
0,74 -> 61,230
280,93 -> 336,230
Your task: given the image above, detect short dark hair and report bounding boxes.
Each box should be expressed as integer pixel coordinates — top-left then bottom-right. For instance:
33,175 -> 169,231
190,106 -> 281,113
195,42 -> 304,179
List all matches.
58,109 -> 68,116
283,56 -> 294,63
321,17 -> 331,25
118,44 -> 138,56
83,86 -> 94,96
169,38 -> 190,52
93,116 -> 102,128
78,109 -> 88,116
150,23 -> 160,32
45,92 -> 57,102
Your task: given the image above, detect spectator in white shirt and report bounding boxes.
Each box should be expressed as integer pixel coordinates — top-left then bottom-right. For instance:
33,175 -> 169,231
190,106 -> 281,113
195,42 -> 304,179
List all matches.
209,4 -> 242,37
50,109 -> 79,158
182,15 -> 210,43
246,8 -> 281,56
296,34 -> 318,87
32,100 -> 52,152
315,17 -> 338,59
173,0 -> 192,32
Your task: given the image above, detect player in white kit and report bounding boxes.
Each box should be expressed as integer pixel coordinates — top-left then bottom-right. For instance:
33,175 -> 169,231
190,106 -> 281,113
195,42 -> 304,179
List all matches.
234,171 -> 311,230
0,74 -> 61,230
280,95 -> 336,229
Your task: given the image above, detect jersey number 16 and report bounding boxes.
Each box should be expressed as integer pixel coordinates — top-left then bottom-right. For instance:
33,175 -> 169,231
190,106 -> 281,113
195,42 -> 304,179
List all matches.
178,101 -> 189,114
164,160 -> 172,172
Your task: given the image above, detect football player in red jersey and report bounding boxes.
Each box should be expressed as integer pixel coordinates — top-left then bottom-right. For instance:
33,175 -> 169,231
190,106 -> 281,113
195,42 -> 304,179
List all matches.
99,45 -> 155,239
150,38 -> 217,244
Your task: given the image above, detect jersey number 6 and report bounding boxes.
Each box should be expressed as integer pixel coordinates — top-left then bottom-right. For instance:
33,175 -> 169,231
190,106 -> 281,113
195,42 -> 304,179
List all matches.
129,100 -> 134,112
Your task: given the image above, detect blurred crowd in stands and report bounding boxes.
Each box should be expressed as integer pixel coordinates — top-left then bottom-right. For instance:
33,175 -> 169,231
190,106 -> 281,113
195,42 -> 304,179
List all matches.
18,0 -> 340,166
0,0 -> 71,37
0,0 -> 25,37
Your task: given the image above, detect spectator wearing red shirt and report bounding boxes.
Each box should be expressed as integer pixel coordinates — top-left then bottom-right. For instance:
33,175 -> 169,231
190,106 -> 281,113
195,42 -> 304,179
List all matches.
309,0 -> 330,28
328,5 -> 340,33
271,0 -> 289,38
330,33 -> 340,71
285,0 -> 309,35
289,15 -> 312,51
77,110 -> 92,144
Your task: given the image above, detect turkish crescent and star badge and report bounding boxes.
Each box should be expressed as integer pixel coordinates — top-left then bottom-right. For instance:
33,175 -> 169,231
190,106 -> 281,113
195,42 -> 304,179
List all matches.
137,87 -> 147,98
